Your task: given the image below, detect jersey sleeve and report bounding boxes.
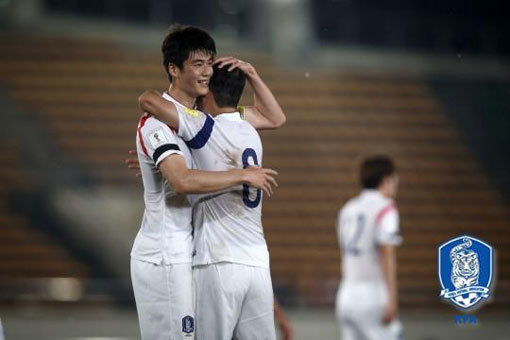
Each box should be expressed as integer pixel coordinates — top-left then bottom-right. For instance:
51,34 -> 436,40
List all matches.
375,204 -> 402,246
176,106 -> 215,149
139,117 -> 183,166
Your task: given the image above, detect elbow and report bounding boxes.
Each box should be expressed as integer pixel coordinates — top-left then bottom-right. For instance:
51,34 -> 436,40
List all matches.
138,93 -> 150,112
268,113 -> 286,129
172,178 -> 191,195
138,90 -> 157,112
275,113 -> 286,128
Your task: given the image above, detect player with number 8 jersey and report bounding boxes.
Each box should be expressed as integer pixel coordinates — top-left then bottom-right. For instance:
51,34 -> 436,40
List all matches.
178,107 -> 268,268
166,71 -> 272,339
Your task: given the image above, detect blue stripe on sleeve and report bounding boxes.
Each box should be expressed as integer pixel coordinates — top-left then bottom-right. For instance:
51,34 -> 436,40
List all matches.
185,114 -> 215,149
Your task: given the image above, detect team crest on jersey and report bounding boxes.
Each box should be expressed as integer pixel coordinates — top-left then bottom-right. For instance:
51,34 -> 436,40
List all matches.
182,315 -> 194,334
184,107 -> 200,117
148,129 -> 168,149
438,235 -> 493,309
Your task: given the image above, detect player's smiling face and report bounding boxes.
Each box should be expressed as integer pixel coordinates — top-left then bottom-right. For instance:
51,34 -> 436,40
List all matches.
173,50 -> 214,99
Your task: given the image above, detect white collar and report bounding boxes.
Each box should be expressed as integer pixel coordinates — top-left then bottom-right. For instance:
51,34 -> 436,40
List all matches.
361,189 -> 382,197
214,111 -> 243,122
162,92 -> 189,110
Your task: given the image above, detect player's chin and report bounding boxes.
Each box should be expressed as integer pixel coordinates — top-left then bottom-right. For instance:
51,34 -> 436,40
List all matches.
195,86 -> 209,97
194,81 -> 209,94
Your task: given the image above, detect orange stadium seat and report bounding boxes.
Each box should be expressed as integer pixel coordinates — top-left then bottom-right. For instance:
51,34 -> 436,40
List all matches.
0,141 -> 89,279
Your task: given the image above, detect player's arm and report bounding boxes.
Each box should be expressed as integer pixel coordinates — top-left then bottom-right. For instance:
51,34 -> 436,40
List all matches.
138,118 -> 277,195
274,300 -> 294,340
379,244 -> 398,324
376,206 -> 402,324
159,155 -> 277,196
215,57 -> 286,130
125,149 -> 277,195
138,90 -> 180,129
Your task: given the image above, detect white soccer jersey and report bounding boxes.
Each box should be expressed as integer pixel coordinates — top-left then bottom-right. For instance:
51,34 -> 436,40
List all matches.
337,189 -> 402,285
130,94 -> 194,265
176,107 -> 269,269
336,189 -> 403,340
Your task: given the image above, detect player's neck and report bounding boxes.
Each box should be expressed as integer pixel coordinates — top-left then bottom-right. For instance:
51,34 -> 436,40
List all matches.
378,176 -> 397,198
378,186 -> 394,199
379,189 -> 389,198
167,85 -> 196,108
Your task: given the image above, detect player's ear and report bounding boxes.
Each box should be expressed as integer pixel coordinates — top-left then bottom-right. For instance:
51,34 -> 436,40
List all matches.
168,63 -> 180,79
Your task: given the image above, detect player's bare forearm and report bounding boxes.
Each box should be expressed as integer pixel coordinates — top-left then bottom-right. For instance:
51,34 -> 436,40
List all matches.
138,90 -> 180,129
214,57 -> 285,130
379,244 -> 398,323
274,300 -> 294,340
380,245 -> 398,300
246,70 -> 286,129
173,169 -> 245,194
160,155 -> 277,196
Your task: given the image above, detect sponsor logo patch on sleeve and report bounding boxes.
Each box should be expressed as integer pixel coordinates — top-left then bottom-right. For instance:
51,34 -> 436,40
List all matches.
184,107 -> 200,117
148,129 -> 168,149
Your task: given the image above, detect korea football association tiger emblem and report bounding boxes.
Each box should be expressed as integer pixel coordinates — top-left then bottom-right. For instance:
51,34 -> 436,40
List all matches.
438,235 -> 494,309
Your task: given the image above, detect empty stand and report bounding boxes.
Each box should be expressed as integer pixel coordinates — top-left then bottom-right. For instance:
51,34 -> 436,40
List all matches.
0,141 -> 89,279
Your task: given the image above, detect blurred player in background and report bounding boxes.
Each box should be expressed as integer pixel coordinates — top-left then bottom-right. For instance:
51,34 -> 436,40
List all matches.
138,57 -> 285,339
335,156 -> 403,340
131,25 -> 278,340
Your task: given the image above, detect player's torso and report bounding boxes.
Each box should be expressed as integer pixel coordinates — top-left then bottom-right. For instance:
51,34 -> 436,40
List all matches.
338,191 -> 392,284
192,113 -> 269,268
132,109 -> 194,265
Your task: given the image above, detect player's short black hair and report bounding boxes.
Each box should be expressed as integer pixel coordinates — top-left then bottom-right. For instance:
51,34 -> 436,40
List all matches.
360,156 -> 396,189
161,24 -> 216,82
209,64 -> 246,108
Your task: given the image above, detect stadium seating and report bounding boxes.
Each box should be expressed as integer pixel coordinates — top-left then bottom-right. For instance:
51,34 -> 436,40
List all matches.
0,141 -> 89,278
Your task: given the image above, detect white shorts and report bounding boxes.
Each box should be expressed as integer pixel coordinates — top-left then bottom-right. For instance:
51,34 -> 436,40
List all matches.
193,263 -> 276,340
336,283 -> 403,340
130,258 -> 195,340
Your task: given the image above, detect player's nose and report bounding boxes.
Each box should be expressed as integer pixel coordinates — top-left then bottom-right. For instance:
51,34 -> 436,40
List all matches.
203,64 -> 213,77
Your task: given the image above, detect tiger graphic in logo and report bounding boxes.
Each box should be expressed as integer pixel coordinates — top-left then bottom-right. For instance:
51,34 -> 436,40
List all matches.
450,238 -> 479,289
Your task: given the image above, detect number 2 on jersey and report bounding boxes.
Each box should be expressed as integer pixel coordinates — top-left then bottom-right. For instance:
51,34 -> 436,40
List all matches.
242,148 -> 261,208
345,213 -> 365,256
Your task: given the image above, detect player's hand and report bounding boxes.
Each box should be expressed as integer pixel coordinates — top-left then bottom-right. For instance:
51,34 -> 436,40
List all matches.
214,56 -> 256,77
382,300 -> 398,324
125,149 -> 141,178
242,166 -> 278,197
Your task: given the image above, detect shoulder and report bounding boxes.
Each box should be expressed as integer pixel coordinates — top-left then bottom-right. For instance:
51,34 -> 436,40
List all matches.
139,116 -> 180,143
140,115 -> 169,131
375,199 -> 398,225
379,196 -> 397,212
339,196 -> 359,216
240,119 -> 261,138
